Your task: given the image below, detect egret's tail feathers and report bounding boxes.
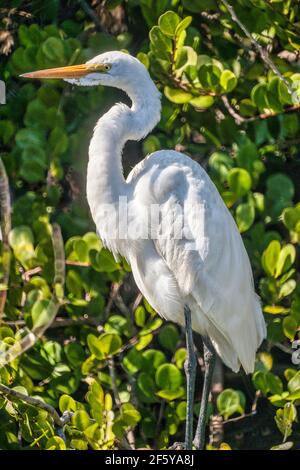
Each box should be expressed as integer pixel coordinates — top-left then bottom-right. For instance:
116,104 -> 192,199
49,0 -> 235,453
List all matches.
206,321 -> 241,373
204,291 -> 266,375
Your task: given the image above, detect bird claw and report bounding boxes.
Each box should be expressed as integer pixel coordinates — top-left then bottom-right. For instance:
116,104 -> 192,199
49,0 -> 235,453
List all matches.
169,441 -> 187,450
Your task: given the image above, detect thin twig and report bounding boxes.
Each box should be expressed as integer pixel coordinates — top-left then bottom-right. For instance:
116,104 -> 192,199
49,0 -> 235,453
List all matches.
274,342 -> 292,355
22,266 -> 42,282
0,382 -> 71,427
0,158 -> 11,321
66,260 -> 91,267
103,282 -> 123,320
222,410 -> 257,425
132,293 -> 143,312
77,0 -> 102,30
222,95 -> 300,124
108,357 -> 121,407
221,95 -> 246,124
220,0 -> 295,99
115,293 -> 131,318
4,315 -> 103,329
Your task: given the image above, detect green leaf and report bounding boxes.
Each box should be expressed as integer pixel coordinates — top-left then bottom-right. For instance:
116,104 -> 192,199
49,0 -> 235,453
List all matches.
155,363 -> 182,391
134,305 -> 146,327
279,280 -> 296,299
175,16 -> 192,37
137,372 -> 158,404
275,245 -> 296,278
266,174 -> 294,202
91,248 -> 119,272
220,70 -> 237,92
198,63 -> 221,89
71,410 -> 92,431
239,99 -> 256,117
136,332 -> 153,350
45,436 -> 66,450
265,372 -> 283,395
74,239 -> 89,262
64,343 -> 86,368
59,394 -> 77,413
262,240 -> 281,277
21,350 -> 53,381
217,389 -> 245,419
87,333 -> 122,359
41,37 -> 65,65
174,348 -> 187,369
236,202 -> 255,233
15,128 -> 46,148
263,305 -> 289,315
119,403 -> 141,427
142,349 -> 167,373
275,403 -> 297,438
164,86 -> 192,103
288,371 -> 300,394
157,388 -> 185,400
190,95 -> 214,108
9,225 -> 34,249
271,442 -> 294,451
149,26 -> 172,57
251,83 -> 269,112
158,324 -> 180,351
228,168 -> 252,197
52,371 -> 81,395
158,11 -> 180,37
32,299 -> 52,329
252,371 -> 269,395
282,204 -> 300,231
123,347 -> 144,374
283,316 -> 297,340
175,46 -> 197,72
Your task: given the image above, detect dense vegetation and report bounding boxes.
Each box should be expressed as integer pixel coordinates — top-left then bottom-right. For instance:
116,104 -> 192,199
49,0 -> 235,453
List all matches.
0,0 -> 300,450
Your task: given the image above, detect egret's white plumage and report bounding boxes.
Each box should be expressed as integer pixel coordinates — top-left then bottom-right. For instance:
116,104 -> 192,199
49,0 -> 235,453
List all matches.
80,51 -> 266,374
23,50 -> 266,374
21,47 -> 267,451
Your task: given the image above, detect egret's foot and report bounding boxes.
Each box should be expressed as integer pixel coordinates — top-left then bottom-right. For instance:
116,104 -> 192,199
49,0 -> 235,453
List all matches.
169,441 -> 186,450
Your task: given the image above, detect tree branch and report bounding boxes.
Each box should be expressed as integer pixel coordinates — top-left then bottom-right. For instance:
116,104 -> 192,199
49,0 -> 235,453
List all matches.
221,94 -> 300,125
0,382 -> 71,427
220,0 -> 295,99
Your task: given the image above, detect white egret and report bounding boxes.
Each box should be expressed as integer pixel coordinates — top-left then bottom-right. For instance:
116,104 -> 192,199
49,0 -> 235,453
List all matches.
21,51 -> 266,450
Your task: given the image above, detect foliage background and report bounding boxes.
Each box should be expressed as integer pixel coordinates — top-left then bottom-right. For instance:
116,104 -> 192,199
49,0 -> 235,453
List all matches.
0,0 -> 300,450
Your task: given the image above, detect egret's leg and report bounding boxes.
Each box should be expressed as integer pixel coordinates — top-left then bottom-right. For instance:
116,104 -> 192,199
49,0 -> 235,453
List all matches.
193,337 -> 216,450
184,305 -> 197,450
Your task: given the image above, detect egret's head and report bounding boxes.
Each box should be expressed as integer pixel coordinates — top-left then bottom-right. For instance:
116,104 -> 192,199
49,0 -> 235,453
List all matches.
20,51 -> 152,92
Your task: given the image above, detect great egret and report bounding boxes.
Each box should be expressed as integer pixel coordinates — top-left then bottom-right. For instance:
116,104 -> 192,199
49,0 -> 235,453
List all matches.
21,51 -> 266,450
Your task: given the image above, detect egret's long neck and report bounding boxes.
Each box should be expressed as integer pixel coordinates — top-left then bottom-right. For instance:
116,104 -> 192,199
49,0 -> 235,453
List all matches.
87,78 -> 161,221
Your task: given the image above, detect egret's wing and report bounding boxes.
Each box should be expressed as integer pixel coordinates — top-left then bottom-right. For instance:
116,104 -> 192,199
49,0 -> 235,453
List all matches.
127,150 -> 266,372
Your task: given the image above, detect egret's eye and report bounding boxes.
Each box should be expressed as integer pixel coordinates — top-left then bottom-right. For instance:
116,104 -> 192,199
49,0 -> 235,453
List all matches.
88,63 -> 111,72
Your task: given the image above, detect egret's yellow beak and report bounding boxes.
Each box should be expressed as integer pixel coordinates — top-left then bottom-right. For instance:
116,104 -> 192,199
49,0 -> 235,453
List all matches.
20,63 -> 108,79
